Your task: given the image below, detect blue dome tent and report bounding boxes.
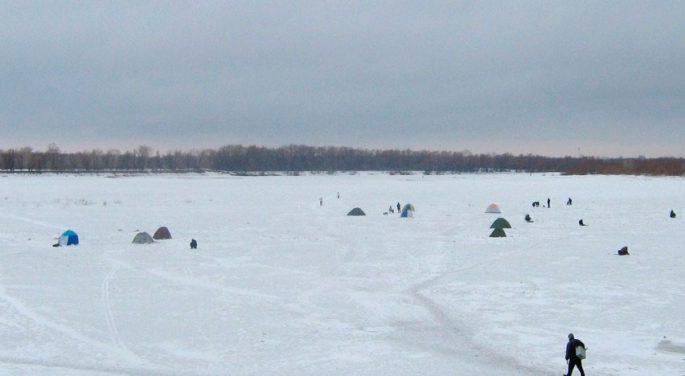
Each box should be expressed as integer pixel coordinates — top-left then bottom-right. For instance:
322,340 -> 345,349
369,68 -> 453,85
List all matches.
400,203 -> 415,218
55,230 -> 79,247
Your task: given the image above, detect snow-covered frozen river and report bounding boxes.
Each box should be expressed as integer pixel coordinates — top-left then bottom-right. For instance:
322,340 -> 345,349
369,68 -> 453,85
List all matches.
0,173 -> 683,375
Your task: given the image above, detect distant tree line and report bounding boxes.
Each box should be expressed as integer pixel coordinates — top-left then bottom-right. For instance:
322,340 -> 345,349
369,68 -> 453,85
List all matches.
0,144 -> 683,175
563,157 -> 685,176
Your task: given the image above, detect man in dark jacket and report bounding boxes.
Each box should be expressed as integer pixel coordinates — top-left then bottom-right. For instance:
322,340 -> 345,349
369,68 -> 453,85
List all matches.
565,333 -> 586,376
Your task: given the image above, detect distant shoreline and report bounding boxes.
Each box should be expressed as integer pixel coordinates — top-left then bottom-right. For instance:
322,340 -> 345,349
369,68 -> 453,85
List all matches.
1,145 -> 684,176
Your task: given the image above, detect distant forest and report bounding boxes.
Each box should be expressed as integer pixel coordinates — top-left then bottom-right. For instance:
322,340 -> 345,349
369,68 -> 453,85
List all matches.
1,144 -> 684,176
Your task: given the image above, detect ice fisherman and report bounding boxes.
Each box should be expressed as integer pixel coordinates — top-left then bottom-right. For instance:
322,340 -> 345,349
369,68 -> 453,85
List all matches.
567,197 -> 573,205
565,333 -> 586,376
547,198 -> 551,208
190,239 -> 197,249
396,202 -> 401,212
525,214 -> 533,222
670,210 -> 676,218
320,197 -> 323,206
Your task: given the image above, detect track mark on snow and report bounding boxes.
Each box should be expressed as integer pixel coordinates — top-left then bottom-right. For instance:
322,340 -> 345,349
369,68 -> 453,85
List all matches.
102,266 -> 123,348
0,213 -> 64,230
0,284 -> 162,372
0,286 -> 112,350
0,356 -> 174,376
405,255 -> 555,375
147,267 -> 287,301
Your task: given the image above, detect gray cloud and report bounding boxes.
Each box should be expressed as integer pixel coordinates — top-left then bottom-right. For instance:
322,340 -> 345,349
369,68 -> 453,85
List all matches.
1,1 -> 683,157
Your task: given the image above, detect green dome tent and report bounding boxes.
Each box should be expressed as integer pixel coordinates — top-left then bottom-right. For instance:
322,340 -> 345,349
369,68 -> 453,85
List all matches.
489,228 -> 507,238
490,218 -> 512,229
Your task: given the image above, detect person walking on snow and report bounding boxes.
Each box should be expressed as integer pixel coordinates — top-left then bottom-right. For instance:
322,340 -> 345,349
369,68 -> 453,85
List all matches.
565,333 -> 586,376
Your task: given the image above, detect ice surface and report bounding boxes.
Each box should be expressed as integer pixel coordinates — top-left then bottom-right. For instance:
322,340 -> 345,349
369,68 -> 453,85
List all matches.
0,173 -> 683,375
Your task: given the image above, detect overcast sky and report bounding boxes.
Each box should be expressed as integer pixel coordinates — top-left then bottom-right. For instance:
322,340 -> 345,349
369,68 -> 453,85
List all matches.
1,1 -> 684,157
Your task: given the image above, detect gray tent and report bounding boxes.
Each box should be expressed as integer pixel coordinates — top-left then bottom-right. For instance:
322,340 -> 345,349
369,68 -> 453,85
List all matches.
132,232 -> 154,244
153,226 -> 172,240
347,207 -> 366,216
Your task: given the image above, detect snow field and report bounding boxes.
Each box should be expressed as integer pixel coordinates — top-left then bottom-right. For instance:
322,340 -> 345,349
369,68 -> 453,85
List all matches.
0,173 -> 683,375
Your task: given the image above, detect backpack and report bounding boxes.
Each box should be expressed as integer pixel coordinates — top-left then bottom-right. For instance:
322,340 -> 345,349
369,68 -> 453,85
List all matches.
575,345 -> 586,359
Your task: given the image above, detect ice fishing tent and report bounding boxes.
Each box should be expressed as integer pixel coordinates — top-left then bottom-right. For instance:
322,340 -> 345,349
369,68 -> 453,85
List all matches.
401,203 -> 415,218
490,218 -> 512,229
153,226 -> 172,240
132,232 -> 154,244
489,228 -> 507,237
347,207 -> 366,216
485,203 -> 501,213
56,230 -> 79,246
